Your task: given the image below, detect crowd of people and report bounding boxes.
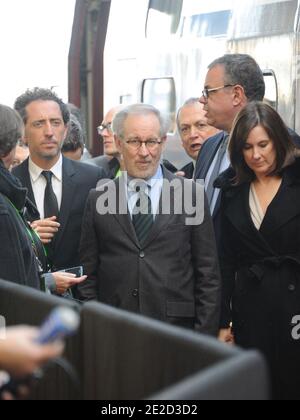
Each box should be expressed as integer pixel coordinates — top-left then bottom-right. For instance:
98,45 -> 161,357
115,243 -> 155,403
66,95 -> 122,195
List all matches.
1,53 -> 300,400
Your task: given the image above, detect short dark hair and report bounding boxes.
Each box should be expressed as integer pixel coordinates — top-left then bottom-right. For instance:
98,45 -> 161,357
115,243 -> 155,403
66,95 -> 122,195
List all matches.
209,54 -> 265,102
229,101 -> 296,185
62,115 -> 84,153
0,104 -> 24,158
14,87 -> 70,125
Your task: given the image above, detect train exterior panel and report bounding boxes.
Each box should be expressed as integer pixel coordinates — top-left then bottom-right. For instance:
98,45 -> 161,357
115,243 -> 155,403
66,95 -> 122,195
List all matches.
69,0 -> 300,166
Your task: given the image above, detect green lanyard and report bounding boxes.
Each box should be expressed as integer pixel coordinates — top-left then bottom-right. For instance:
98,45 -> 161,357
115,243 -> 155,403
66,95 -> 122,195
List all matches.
115,168 -> 122,178
4,197 -> 48,262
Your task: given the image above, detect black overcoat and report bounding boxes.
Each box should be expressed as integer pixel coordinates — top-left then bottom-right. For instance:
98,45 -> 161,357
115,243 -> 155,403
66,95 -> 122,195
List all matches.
0,162 -> 40,289
216,158 -> 300,400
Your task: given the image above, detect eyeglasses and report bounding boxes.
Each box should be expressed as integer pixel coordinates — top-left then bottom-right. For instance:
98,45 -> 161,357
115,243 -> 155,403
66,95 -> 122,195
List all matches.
125,138 -> 163,151
97,123 -> 113,135
201,84 -> 235,100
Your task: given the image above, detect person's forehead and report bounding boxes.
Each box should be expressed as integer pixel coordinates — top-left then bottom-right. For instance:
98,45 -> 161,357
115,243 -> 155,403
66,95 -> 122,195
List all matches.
124,113 -> 160,132
179,103 -> 206,123
205,64 -> 225,86
246,125 -> 270,143
26,100 -> 63,119
104,108 -> 118,123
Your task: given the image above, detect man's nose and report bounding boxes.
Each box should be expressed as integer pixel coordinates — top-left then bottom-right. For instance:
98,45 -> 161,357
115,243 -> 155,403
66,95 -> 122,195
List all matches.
199,95 -> 206,105
189,125 -> 199,138
44,121 -> 54,136
138,143 -> 150,156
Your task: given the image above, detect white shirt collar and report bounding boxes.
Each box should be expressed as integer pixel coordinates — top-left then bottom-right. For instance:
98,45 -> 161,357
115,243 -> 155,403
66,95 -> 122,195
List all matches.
29,155 -> 63,183
127,165 -> 163,193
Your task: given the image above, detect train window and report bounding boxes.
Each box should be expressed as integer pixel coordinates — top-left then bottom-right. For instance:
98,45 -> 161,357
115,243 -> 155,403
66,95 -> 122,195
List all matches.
146,0 -> 183,37
120,95 -> 133,105
181,10 -> 231,38
232,0 -> 297,38
142,78 -> 176,133
263,70 -> 278,110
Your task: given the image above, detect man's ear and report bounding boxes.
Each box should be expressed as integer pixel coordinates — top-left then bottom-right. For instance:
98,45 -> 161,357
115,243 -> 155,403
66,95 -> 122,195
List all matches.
232,85 -> 247,107
115,135 -> 123,153
161,136 -> 167,151
63,124 -> 69,141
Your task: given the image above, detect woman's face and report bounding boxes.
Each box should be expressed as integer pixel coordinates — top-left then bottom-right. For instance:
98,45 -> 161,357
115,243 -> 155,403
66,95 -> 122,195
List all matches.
243,125 -> 277,177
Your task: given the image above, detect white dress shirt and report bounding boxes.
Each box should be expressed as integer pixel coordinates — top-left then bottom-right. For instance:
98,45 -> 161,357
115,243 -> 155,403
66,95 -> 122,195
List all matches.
28,156 -> 63,219
127,165 -> 164,221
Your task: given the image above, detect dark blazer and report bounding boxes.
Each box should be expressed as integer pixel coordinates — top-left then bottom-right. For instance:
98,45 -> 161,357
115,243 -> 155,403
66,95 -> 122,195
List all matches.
194,132 -> 227,246
0,162 -> 40,289
13,157 -> 104,271
78,167 -> 221,336
86,155 -> 120,179
162,160 -> 195,179
180,162 -> 195,179
215,159 -> 300,400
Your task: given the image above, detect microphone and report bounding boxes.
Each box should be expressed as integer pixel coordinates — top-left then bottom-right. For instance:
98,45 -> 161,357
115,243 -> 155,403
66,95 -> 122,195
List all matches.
36,306 -> 80,344
0,307 -> 80,399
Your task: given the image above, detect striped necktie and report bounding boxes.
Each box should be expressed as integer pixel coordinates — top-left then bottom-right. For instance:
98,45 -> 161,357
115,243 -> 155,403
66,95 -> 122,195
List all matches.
132,182 -> 153,245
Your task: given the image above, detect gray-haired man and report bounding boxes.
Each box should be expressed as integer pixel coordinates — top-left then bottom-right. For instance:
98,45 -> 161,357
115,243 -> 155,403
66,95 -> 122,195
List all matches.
78,104 -> 221,336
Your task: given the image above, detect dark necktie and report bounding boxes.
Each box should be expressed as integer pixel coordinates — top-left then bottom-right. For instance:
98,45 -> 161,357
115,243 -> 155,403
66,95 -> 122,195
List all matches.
42,171 -> 59,219
132,183 -> 153,245
206,134 -> 229,205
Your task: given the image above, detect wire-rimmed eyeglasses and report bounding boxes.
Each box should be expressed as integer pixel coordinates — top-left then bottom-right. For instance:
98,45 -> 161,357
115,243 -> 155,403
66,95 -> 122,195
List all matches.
97,123 -> 113,135
125,138 -> 163,151
201,84 -> 235,101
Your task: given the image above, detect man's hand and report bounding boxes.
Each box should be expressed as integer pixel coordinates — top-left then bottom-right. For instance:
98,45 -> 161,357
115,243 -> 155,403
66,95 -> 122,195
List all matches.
175,171 -> 186,177
219,328 -> 235,345
0,327 -> 64,378
52,272 -> 87,295
31,217 -> 60,244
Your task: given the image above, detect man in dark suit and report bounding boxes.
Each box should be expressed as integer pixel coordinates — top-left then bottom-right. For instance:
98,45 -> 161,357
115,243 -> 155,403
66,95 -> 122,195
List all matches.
86,106 -> 124,179
13,88 -> 105,279
78,104 -> 221,336
194,54 -> 300,244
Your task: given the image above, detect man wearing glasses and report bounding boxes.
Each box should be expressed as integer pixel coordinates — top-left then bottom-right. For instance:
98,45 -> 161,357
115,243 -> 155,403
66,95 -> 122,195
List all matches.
193,55 -> 265,249
88,106 -> 124,179
194,54 -> 300,247
78,104 -> 221,336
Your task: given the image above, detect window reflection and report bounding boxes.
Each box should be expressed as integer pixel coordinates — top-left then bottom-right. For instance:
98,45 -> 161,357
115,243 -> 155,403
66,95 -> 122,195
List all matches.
142,78 -> 176,133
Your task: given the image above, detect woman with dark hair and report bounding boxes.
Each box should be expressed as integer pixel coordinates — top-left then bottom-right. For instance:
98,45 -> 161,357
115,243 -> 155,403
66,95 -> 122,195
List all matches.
215,101 -> 300,400
0,104 -> 86,293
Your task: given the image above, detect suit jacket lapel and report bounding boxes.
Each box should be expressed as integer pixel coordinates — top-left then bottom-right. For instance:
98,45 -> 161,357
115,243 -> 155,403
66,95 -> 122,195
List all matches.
260,174 -> 300,237
143,168 -> 181,248
19,159 -> 36,206
195,132 -> 225,180
224,185 -> 275,256
109,176 -> 140,247
110,169 -> 180,249
53,158 -> 77,250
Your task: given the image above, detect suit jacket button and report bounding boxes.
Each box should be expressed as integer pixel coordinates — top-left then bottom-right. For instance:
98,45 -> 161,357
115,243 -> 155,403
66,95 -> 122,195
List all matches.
288,284 -> 296,292
132,289 -> 139,297
139,251 -> 145,258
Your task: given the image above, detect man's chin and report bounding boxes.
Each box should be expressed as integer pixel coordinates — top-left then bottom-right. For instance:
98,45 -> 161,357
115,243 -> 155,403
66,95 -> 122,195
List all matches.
39,150 -> 61,160
127,169 -> 155,180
